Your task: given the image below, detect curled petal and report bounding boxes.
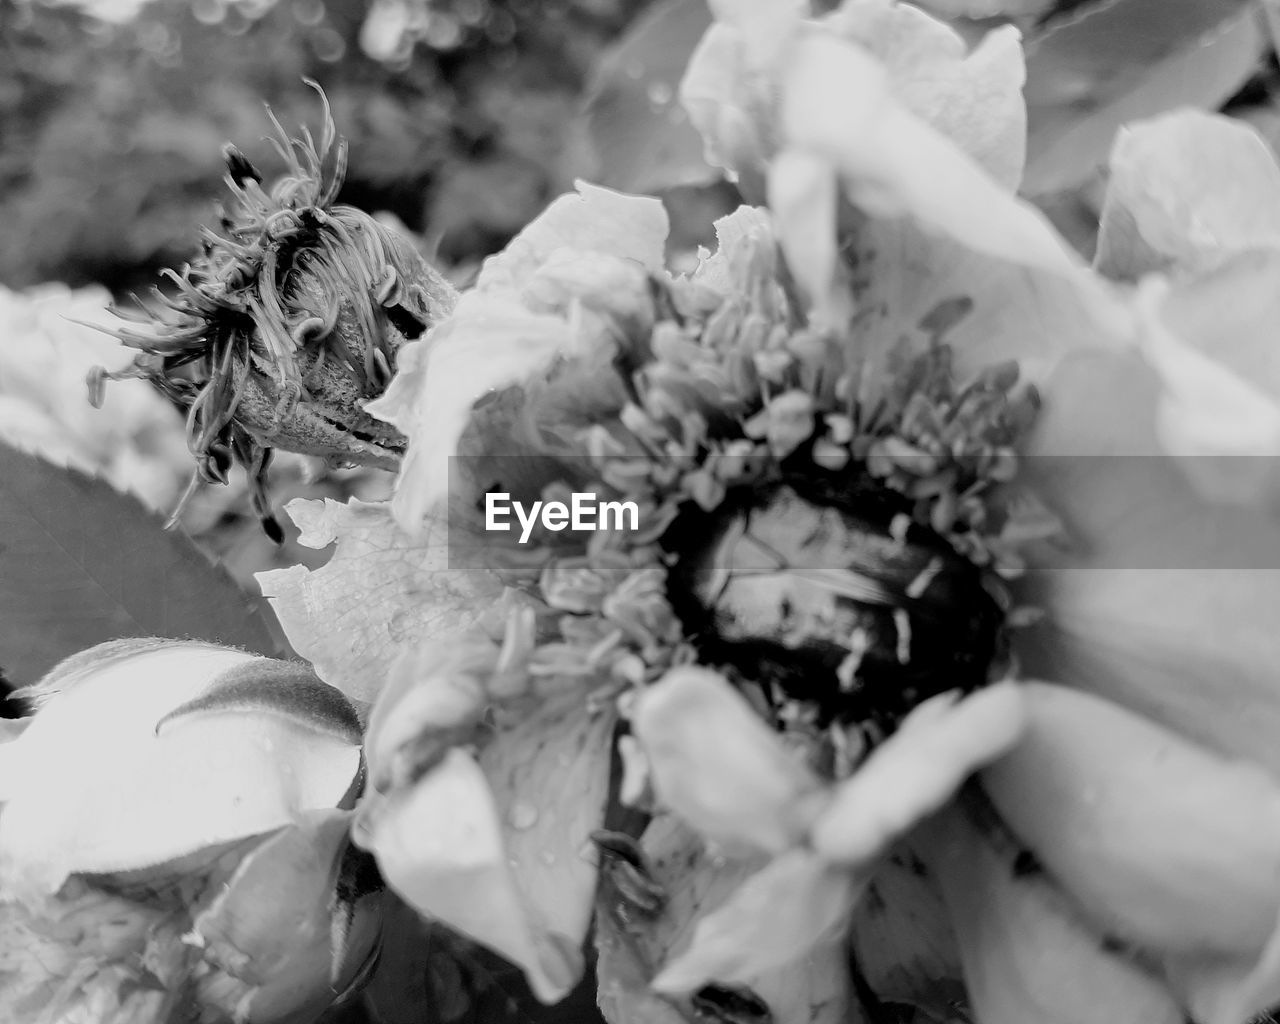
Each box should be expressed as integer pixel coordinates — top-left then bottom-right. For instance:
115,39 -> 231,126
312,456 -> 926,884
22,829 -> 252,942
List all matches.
653,848 -> 858,994
356,748 -> 579,1004
1096,110 -> 1280,281
810,683 -> 1026,866
927,805 -> 1184,1024
0,641 -> 361,898
631,667 -> 826,855
367,183 -> 669,530
780,34 -> 1076,277
983,683 -> 1280,966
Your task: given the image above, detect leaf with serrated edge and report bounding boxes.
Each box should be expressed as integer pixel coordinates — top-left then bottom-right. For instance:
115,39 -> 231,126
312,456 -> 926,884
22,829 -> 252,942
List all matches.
0,444 -> 284,686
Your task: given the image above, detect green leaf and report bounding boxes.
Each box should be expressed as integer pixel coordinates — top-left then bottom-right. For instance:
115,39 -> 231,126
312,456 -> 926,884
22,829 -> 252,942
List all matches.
579,0 -> 717,194
1021,0 -> 1267,195
0,443 -> 286,686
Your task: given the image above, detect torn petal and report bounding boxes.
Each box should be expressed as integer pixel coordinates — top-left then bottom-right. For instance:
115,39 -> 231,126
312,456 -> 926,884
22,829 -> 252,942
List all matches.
631,667 -> 826,855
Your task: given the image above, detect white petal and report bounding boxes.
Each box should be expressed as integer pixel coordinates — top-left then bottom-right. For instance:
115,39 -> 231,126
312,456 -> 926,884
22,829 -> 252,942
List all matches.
359,748 -> 579,1004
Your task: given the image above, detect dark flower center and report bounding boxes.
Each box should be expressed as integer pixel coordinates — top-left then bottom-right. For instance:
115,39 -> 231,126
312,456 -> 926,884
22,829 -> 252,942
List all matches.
664,466 -> 1008,730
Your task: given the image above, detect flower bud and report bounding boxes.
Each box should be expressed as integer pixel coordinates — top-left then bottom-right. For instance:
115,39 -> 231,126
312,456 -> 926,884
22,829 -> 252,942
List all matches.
93,86 -> 457,523
0,638 -> 370,1022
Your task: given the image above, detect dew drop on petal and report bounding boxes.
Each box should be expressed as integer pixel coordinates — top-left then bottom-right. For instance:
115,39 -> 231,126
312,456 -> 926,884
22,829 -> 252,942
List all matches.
509,801 -> 539,830
647,81 -> 673,108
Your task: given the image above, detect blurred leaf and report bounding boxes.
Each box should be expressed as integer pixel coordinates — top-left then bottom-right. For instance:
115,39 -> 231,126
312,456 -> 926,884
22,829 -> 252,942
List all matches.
581,0 -> 717,194
1022,0 -> 1267,194
0,443 -> 286,685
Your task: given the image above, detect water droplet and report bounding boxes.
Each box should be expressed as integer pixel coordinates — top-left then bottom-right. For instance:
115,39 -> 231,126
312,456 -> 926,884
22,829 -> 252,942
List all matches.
647,81 -> 673,107
509,800 -> 539,830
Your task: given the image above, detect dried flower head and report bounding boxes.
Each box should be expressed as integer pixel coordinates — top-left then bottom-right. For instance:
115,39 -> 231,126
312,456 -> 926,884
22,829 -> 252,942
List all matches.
90,82 -> 458,534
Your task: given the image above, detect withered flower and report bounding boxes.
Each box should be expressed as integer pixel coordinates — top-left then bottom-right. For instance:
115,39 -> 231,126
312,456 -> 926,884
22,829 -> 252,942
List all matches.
91,83 -> 458,534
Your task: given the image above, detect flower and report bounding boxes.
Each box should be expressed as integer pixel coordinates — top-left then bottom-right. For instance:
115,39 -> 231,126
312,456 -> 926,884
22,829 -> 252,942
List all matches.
0,638 -> 380,1023
257,4 -> 1280,1024
92,84 -> 458,533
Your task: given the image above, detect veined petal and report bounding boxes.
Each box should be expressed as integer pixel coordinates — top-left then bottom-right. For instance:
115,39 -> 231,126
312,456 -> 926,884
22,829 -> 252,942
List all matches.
652,848 -> 860,993
1095,110 -> 1280,281
478,696 -> 618,962
1020,347 -> 1280,776
811,683 -> 1026,866
848,849 -> 966,1017
0,642 -> 361,898
927,805 -> 1184,1024
631,667 -> 826,855
257,499 -> 501,705
356,748 -> 579,1004
982,683 -> 1280,961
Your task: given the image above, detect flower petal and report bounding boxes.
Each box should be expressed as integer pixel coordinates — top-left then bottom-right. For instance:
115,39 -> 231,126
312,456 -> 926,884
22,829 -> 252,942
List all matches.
366,183 -> 669,530
848,849 -> 965,1017
927,805 -> 1184,1024
810,683 -> 1026,866
1020,348 -> 1280,775
821,0 -> 1027,189
1095,110 -> 1280,281
631,666 -> 825,855
257,499 -> 501,705
983,683 -> 1280,962
766,151 -> 845,323
478,695 -> 618,962
356,748 -> 579,1004
595,814 -> 854,1024
0,642 -> 361,898
652,847 -> 859,994
191,809 -> 382,1024
781,35 -> 1073,278
475,180 -> 669,293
